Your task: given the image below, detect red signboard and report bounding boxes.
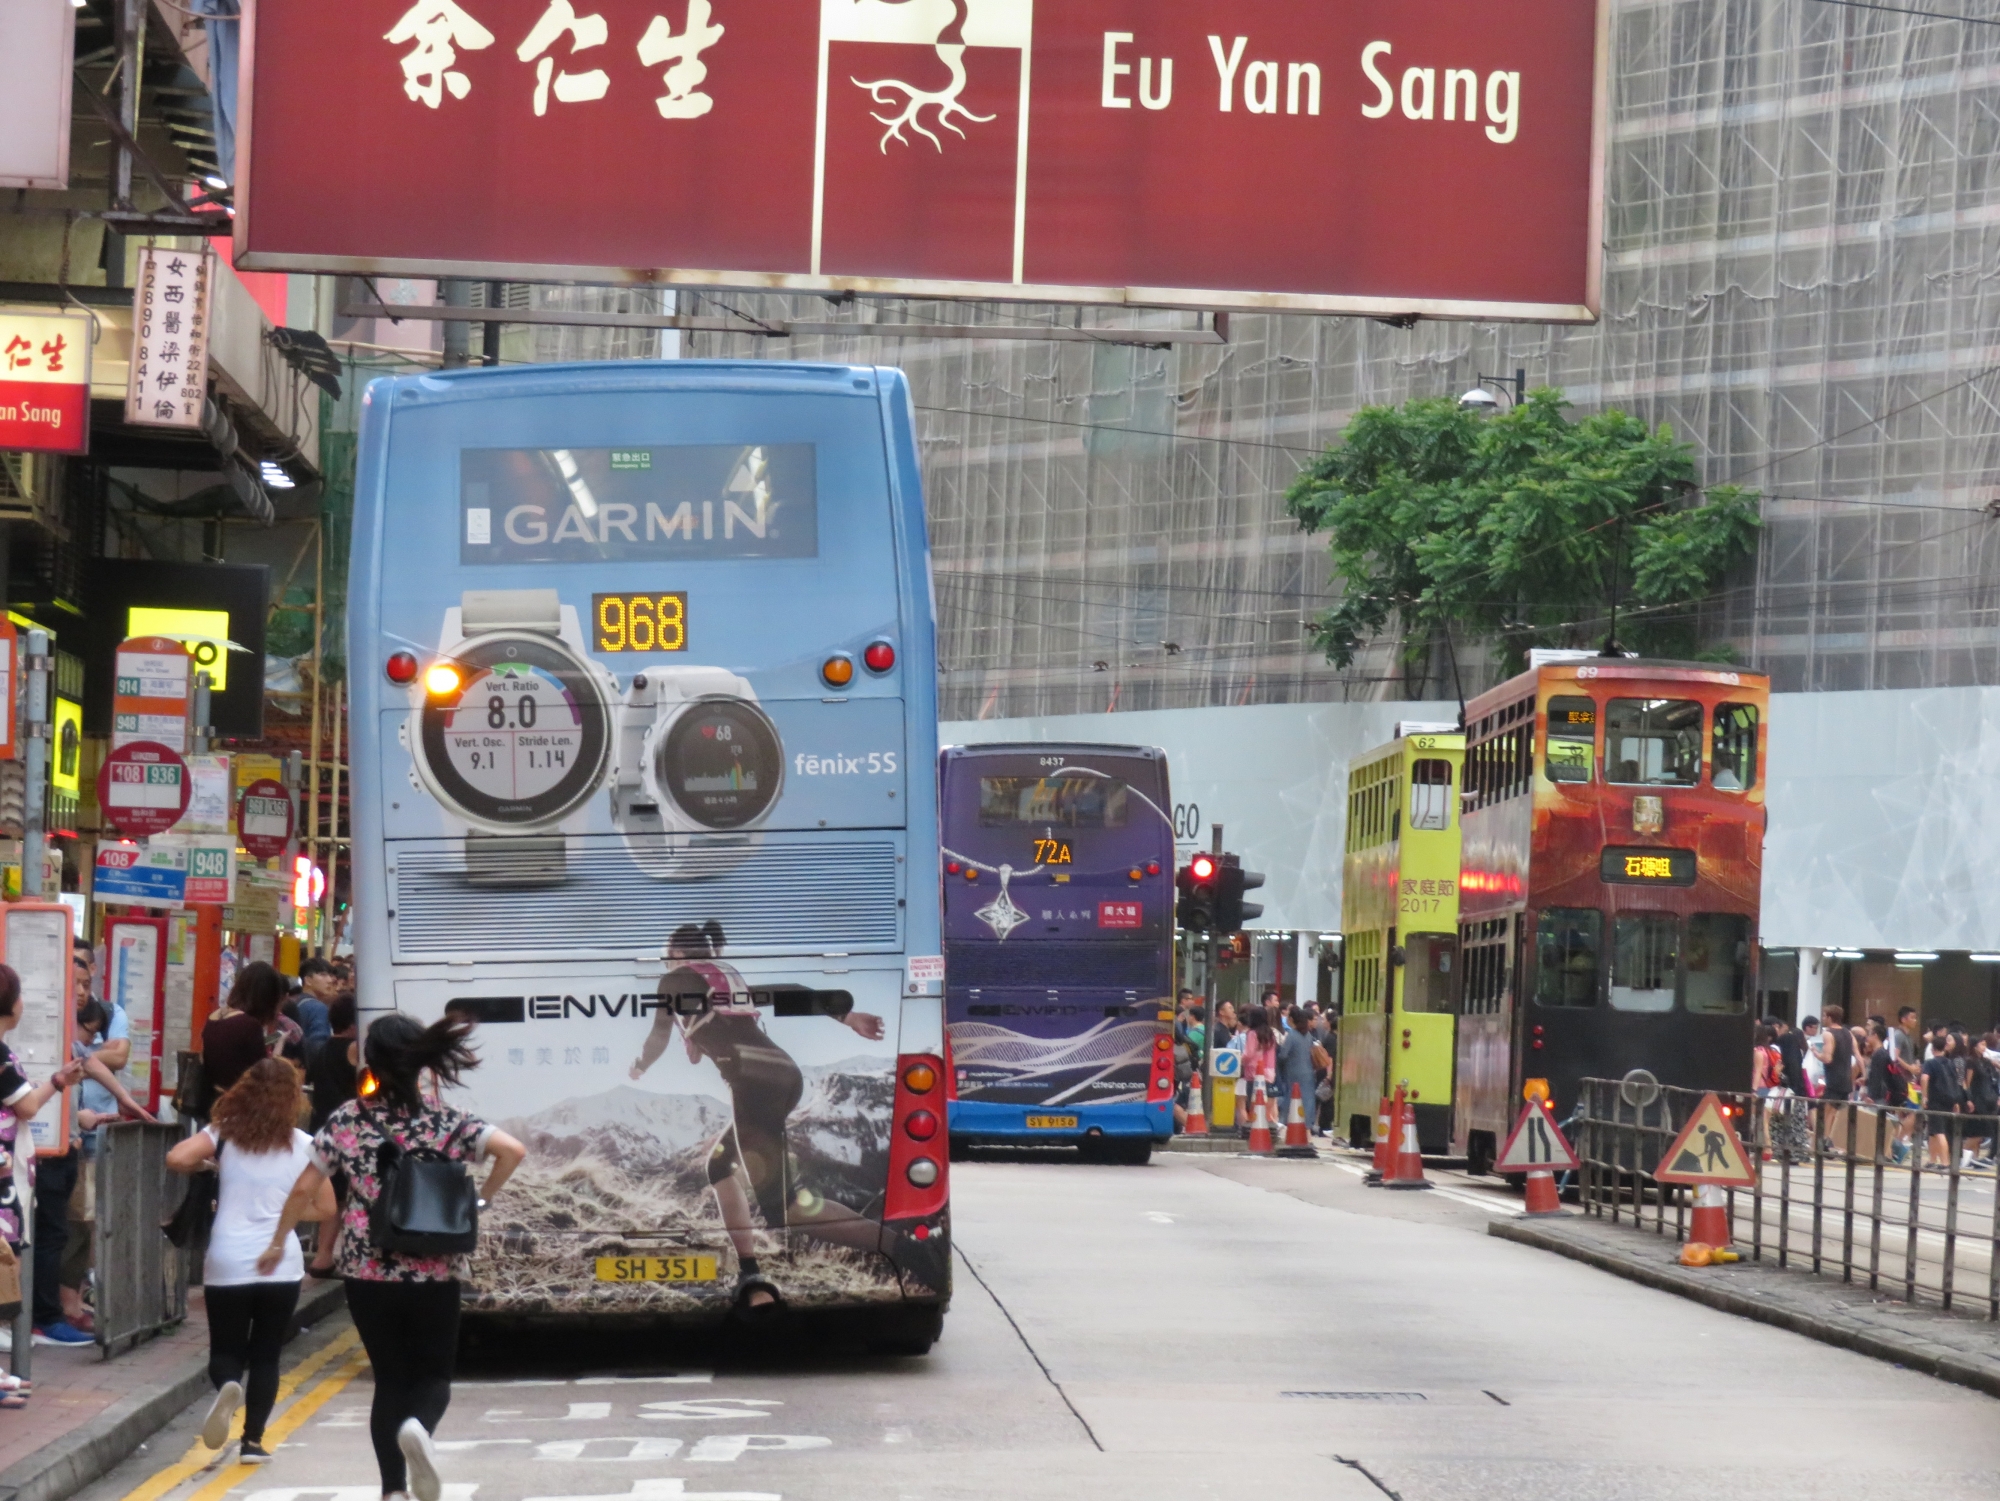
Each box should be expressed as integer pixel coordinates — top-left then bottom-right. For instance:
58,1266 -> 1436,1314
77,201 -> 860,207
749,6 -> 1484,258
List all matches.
238,777 -> 294,862
0,308 -> 91,454
1097,900 -> 1142,929
238,0 -> 1606,320
97,740 -> 193,838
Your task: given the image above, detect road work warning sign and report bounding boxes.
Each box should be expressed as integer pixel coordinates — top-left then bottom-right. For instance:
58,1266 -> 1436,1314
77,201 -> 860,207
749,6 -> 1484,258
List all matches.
1653,1093 -> 1757,1189
1495,1098 -> 1579,1173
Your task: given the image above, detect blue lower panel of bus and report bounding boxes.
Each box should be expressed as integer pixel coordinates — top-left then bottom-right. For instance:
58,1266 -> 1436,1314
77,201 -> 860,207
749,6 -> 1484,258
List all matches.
949,1098 -> 1172,1142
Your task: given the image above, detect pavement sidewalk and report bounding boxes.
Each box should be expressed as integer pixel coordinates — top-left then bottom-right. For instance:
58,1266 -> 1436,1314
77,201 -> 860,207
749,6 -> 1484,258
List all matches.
1490,1209 -> 2000,1399
0,1279 -> 346,1501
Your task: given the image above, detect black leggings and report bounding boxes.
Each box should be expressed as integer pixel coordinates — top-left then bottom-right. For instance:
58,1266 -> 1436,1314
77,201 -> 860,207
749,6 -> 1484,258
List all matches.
699,1016 -> 804,1227
345,1279 -> 462,1494
205,1282 -> 301,1443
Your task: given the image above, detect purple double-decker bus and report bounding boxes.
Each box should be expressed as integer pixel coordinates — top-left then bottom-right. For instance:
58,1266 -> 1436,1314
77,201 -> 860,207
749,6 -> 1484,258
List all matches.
938,743 -> 1176,1163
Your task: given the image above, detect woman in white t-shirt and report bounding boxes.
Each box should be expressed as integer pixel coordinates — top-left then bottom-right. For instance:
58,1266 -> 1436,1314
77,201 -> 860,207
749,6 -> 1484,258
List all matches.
167,1059 -> 334,1462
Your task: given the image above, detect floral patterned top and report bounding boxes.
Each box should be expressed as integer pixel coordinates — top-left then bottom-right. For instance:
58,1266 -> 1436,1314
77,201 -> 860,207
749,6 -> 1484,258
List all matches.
0,1042 -> 33,1246
311,1097 -> 492,1282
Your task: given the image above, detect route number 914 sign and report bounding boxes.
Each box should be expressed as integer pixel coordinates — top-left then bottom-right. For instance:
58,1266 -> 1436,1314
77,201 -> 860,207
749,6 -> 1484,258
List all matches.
239,0 -> 1607,322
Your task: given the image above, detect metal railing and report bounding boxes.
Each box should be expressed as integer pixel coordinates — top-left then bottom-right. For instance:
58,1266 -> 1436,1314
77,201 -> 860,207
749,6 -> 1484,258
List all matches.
93,1122 -> 189,1355
1575,1077 -> 2000,1319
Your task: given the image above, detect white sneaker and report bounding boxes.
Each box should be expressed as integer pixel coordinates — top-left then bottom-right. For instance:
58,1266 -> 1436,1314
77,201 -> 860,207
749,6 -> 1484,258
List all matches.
398,1418 -> 441,1501
202,1381 -> 243,1450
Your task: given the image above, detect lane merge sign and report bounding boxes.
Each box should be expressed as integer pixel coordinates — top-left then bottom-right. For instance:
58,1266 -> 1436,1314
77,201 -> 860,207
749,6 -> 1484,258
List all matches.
1496,1098 -> 1580,1174
1653,1092 -> 1758,1189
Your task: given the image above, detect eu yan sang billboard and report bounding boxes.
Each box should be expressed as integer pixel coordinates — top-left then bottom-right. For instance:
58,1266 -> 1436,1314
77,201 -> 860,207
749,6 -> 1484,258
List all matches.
238,0 -> 1607,320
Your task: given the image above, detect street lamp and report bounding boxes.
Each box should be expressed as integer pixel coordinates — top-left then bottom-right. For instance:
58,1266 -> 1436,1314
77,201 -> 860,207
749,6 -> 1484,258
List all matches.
1457,367 -> 1527,414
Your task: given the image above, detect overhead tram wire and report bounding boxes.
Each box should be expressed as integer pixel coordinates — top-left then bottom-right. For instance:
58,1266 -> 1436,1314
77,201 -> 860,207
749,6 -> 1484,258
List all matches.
1803,0 -> 2000,23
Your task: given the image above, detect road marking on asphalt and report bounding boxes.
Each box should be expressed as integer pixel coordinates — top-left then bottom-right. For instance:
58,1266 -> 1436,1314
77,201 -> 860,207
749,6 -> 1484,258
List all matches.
1144,1212 -> 1176,1223
638,1399 -> 783,1421
685,1437 -> 830,1464
522,1438 -> 691,1462
181,1346 -> 373,1501
482,1402 -> 614,1422
523,1482 -> 779,1501
114,1329 -> 365,1501
241,1489 -> 478,1501
1326,1159 -> 1515,1215
475,1375 -> 715,1388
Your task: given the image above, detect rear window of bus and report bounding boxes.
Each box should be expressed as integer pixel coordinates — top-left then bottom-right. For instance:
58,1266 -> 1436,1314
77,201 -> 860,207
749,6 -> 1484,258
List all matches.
978,774 -> 1129,828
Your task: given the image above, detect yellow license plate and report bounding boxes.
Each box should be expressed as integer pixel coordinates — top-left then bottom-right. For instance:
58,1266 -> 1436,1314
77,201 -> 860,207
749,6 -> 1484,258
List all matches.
594,1255 -> 719,1283
1025,1114 -> 1079,1129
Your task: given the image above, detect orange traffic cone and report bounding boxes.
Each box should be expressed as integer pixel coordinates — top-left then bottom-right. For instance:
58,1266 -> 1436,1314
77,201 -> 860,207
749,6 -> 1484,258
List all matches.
1382,1087 -> 1433,1191
1365,1096 -> 1392,1185
1688,1182 -> 1731,1247
1276,1083 -> 1314,1157
1183,1072 -> 1208,1135
1522,1168 -> 1563,1216
1246,1081 -> 1274,1155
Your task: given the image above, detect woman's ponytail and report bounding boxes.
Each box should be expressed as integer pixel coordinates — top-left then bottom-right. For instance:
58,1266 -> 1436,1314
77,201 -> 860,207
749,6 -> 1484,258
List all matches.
362,1013 -> 479,1111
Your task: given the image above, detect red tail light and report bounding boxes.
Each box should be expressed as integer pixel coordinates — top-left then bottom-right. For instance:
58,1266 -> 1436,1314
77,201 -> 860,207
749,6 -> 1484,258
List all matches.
1147,1032 -> 1174,1101
886,1052 -> 948,1220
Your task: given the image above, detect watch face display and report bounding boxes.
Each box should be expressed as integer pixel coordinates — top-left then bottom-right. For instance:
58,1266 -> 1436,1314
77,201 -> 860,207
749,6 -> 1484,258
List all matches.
419,635 -> 610,826
657,698 -> 782,830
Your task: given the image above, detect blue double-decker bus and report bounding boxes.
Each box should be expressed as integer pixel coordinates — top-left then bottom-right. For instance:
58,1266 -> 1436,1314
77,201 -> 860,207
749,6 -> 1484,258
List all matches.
348,361 -> 949,1351
938,743 -> 1176,1163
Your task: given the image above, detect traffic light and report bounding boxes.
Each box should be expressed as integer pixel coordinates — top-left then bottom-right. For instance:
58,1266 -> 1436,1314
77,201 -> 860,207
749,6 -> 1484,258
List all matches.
1215,852 -> 1264,931
1176,851 -> 1219,931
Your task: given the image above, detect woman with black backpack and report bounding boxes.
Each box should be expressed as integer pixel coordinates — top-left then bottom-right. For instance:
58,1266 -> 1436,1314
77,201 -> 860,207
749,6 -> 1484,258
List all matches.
259,1016 -> 525,1501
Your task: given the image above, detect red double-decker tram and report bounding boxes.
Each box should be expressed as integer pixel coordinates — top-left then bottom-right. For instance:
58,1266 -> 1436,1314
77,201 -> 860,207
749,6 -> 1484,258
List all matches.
1454,659 -> 1766,1173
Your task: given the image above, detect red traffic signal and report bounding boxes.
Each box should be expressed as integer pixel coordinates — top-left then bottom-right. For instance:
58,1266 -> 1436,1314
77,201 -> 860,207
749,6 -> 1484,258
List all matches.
1189,853 -> 1217,881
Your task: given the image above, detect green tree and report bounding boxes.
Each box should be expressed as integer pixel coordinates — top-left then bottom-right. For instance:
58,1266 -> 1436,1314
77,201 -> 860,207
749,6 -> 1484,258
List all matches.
1283,390 -> 1760,695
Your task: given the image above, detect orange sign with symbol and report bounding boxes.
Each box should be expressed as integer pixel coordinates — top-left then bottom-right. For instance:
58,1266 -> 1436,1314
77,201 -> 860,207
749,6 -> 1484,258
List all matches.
1653,1091 -> 1757,1188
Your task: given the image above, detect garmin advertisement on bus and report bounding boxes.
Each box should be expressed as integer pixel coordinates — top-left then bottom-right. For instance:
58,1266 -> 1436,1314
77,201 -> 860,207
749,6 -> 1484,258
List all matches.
351,365 -> 946,1327
460,443 -> 818,563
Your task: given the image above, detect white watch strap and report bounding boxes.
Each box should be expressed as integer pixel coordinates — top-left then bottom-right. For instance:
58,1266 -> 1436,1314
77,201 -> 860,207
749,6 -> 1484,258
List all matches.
461,589 -> 561,635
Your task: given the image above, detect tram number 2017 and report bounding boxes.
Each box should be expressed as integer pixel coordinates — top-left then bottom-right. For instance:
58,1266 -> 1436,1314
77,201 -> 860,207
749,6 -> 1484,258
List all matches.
593,591 -> 689,653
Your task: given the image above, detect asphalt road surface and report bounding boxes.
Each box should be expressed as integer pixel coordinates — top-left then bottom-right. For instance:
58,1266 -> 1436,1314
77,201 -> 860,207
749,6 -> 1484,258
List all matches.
78,1152 -> 2000,1501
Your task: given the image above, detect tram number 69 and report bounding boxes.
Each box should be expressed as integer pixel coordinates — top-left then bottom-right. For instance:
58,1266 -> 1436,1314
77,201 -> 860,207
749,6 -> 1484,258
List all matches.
1173,802 -> 1202,840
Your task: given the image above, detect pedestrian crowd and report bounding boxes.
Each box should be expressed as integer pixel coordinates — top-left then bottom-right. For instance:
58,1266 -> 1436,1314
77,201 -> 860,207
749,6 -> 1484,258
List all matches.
1753,1004 -> 1999,1169
0,946 -> 528,1501
1173,987 -> 1336,1136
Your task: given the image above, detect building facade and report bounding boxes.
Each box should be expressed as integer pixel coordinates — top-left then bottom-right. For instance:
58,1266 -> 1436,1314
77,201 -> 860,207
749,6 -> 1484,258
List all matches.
680,0 -> 2000,722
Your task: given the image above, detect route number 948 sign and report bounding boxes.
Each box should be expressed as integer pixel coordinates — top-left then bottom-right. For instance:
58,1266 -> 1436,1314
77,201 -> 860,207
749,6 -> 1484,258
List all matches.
239,0 -> 1607,321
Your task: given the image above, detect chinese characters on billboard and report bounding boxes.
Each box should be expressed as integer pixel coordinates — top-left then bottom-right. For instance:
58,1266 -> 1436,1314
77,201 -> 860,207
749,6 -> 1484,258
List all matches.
240,0 -> 1606,319
0,309 -> 89,455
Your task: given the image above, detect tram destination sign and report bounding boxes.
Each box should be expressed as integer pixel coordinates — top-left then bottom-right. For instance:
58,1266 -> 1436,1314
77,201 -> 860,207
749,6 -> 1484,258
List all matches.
1599,846 -> 1696,887
236,0 -> 1608,321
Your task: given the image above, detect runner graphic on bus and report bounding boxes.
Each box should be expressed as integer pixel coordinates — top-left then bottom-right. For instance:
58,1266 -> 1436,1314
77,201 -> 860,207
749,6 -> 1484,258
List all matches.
630,920 -> 944,1310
